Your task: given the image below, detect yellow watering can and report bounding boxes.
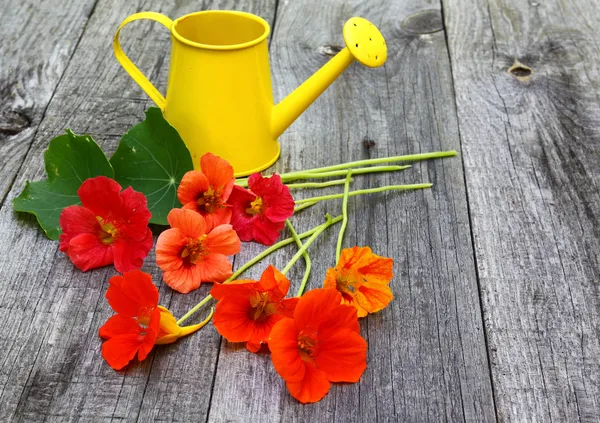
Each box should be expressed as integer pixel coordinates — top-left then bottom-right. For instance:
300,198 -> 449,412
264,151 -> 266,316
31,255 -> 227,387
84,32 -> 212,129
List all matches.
115,10 -> 387,176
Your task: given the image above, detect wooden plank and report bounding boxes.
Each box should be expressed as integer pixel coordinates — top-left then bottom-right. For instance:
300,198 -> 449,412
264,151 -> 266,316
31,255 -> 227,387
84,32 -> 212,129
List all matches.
207,0 -> 496,421
443,0 -> 600,421
0,0 -> 98,205
0,0 -> 276,421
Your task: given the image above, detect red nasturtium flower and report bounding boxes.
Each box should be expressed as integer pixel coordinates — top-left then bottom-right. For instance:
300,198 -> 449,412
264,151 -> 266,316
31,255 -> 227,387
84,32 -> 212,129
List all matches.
59,176 -> 153,273
155,208 -> 241,293
177,153 -> 235,230
211,265 -> 299,352
269,288 -> 367,403
99,270 -> 208,370
323,246 -> 394,317
228,173 -> 295,245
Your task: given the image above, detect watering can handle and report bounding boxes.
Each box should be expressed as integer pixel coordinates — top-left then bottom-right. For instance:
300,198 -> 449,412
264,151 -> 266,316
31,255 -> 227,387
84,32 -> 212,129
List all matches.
113,12 -> 173,110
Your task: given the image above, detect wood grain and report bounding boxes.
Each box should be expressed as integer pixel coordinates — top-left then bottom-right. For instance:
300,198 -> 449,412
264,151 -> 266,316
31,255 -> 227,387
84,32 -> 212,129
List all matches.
206,0 -> 495,421
0,0 -> 98,206
443,0 -> 600,420
0,0 -> 276,421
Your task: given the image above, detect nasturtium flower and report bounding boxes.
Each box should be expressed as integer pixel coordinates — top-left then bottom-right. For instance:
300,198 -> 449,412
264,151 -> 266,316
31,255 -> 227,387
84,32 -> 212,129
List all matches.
269,288 -> 367,404
99,270 -> 210,370
59,176 -> 153,273
177,153 -> 235,230
211,265 -> 299,352
155,208 -> 241,293
229,173 -> 295,245
323,246 -> 394,317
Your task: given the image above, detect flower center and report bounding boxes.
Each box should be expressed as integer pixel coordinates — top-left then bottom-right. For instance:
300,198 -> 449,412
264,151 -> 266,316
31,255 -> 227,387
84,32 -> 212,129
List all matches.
197,186 -> 223,213
248,291 -> 278,321
246,197 -> 265,216
180,235 -> 208,265
297,330 -> 318,362
96,216 -> 118,245
335,274 -> 356,303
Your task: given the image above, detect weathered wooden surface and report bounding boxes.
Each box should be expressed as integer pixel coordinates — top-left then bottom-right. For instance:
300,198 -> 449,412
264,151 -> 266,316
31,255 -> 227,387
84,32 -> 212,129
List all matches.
207,0 -> 495,421
0,0 -> 98,206
443,0 -> 600,421
1,0 -> 599,421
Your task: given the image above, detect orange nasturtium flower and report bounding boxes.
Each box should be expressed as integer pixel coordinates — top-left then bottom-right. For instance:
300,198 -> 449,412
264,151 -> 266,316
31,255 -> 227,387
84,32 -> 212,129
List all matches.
269,288 -> 367,403
155,208 -> 241,293
177,153 -> 235,230
211,265 -> 299,352
323,246 -> 394,317
99,270 -> 209,370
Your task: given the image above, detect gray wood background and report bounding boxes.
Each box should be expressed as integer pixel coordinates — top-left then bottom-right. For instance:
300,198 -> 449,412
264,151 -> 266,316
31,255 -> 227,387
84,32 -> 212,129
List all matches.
0,0 -> 597,421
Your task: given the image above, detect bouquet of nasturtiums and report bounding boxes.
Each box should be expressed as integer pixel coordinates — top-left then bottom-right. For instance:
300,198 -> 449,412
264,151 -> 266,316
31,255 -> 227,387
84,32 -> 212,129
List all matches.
12,109 -> 455,403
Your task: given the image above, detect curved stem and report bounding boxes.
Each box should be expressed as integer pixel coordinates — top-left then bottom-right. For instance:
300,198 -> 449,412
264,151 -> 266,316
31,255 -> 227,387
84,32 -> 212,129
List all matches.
236,164 -> 409,187
294,201 -> 318,214
280,150 -> 456,177
176,215 -> 343,325
335,170 -> 352,262
282,214 -> 334,275
295,183 -> 433,204
287,178 -> 352,189
285,220 -> 312,296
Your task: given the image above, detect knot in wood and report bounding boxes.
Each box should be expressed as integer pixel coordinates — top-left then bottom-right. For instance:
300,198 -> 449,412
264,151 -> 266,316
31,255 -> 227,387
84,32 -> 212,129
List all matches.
401,10 -> 443,35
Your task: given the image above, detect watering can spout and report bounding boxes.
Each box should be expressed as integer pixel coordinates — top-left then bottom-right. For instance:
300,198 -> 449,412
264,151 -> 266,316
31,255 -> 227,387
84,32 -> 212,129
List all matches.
271,17 -> 387,139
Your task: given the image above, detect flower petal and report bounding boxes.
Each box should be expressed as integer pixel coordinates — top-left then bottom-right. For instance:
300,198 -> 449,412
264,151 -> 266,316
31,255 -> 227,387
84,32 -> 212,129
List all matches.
252,217 -> 285,246
137,308 -> 160,361
177,170 -> 209,205
64,233 -> 113,272
353,282 -> 394,316
156,228 -> 186,272
162,265 -> 201,293
101,334 -> 144,370
256,265 -> 290,297
200,153 -> 235,198
78,176 -> 122,218
293,288 -> 358,334
167,208 -> 206,238
212,295 -> 255,343
99,314 -> 141,339
202,206 -> 233,231
228,186 -> 256,242
112,228 -> 153,273
210,281 -> 256,301
285,362 -> 330,404
118,187 -> 152,239
196,254 -> 233,283
204,224 -> 240,256
247,174 -> 295,222
59,205 -> 101,251
269,318 -> 305,383
313,328 -> 367,382
105,270 -> 159,316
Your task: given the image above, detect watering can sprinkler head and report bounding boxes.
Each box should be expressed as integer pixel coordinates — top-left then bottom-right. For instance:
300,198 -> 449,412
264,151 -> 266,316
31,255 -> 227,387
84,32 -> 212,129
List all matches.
343,17 -> 388,68
270,17 -> 387,141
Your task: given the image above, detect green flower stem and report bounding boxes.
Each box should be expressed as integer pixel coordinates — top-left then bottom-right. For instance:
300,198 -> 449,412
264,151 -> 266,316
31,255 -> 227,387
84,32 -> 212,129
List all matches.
293,201 -> 318,213
282,165 -> 410,182
281,151 -> 456,177
236,165 -> 409,187
286,178 -> 353,189
335,170 -> 352,262
176,215 -> 343,325
294,183 -> 433,204
285,220 -> 312,296
282,214 -> 335,276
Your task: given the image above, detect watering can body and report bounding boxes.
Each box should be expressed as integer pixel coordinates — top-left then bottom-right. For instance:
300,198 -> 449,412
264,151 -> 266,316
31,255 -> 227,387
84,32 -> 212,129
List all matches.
114,11 -> 387,176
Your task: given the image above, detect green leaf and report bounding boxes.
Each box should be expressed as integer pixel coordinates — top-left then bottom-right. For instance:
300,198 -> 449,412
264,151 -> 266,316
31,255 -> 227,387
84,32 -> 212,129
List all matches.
12,130 -> 114,240
110,107 -> 193,225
